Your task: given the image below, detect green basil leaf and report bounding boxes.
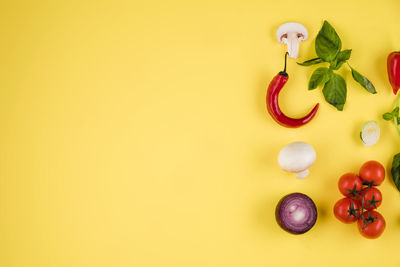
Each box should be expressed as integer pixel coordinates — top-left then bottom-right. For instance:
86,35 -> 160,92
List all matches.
391,153 -> 400,192
297,58 -> 324,66
315,21 -> 342,62
332,49 -> 352,70
383,112 -> 393,120
308,67 -> 331,90
322,73 -> 347,111
350,66 -> 376,94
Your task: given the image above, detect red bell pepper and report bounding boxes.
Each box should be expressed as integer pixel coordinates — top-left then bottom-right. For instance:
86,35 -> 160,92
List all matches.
387,52 -> 400,95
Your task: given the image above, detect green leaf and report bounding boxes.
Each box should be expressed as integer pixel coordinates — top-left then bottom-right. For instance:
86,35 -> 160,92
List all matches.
322,73 -> 347,111
315,21 -> 342,62
391,153 -> 400,192
330,59 -> 337,70
350,66 -> 376,94
331,49 -> 352,70
383,113 -> 393,120
297,58 -> 324,66
308,67 -> 331,90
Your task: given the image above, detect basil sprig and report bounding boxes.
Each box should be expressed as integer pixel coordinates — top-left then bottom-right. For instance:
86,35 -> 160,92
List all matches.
298,21 -> 376,111
382,96 -> 400,192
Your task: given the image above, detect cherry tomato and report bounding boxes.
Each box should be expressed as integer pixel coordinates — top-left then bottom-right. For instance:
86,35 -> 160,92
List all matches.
361,187 -> 382,210
357,210 -> 385,239
333,197 -> 360,223
359,160 -> 385,186
338,173 -> 363,197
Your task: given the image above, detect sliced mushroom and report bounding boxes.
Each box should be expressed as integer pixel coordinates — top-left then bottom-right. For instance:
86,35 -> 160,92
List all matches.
276,22 -> 308,59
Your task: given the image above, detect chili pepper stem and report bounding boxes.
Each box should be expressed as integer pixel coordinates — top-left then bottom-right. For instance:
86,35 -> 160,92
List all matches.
283,52 -> 288,73
279,52 -> 289,77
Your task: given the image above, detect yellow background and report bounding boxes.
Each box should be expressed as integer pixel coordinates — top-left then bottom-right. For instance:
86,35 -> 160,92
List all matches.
1,0 -> 400,266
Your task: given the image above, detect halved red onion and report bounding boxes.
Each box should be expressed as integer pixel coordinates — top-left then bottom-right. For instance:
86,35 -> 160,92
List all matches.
275,193 -> 317,234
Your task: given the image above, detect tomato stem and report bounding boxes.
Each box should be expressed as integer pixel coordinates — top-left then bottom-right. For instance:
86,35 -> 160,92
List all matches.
360,184 -> 372,230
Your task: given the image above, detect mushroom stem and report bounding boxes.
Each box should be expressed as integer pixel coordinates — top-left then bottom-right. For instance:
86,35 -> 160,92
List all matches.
286,32 -> 300,59
296,169 -> 310,179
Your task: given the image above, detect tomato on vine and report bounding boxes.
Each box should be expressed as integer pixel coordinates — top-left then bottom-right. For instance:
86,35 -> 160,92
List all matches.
338,173 -> 363,197
359,160 -> 385,186
361,187 -> 382,210
334,161 -> 386,239
333,197 -> 360,223
357,210 -> 386,239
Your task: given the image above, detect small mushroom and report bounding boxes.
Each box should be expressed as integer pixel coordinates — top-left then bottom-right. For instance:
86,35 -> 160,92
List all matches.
278,141 -> 316,179
276,22 -> 308,59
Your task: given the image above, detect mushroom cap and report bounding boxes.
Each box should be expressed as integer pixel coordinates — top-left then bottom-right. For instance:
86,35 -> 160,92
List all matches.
278,142 -> 316,173
276,22 -> 308,43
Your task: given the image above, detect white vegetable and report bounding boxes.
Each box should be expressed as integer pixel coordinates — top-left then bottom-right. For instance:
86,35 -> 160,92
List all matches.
278,142 -> 316,179
276,22 -> 308,59
361,121 -> 380,147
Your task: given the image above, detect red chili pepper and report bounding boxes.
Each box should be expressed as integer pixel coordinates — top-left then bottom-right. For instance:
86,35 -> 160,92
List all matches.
266,53 -> 319,128
387,51 -> 400,95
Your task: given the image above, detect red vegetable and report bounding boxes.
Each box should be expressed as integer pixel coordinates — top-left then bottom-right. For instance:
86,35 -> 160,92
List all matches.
334,161 -> 386,239
275,192 -> 317,234
338,173 -> 363,197
359,160 -> 385,186
266,53 -> 319,128
333,197 -> 360,223
387,51 -> 400,95
361,187 -> 382,210
357,210 -> 385,239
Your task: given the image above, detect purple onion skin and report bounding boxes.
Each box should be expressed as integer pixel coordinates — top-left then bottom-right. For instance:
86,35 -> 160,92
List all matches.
275,193 -> 317,234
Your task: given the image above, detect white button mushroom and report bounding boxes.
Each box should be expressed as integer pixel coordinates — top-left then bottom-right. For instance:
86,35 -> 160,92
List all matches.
278,142 -> 316,179
276,22 -> 308,59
